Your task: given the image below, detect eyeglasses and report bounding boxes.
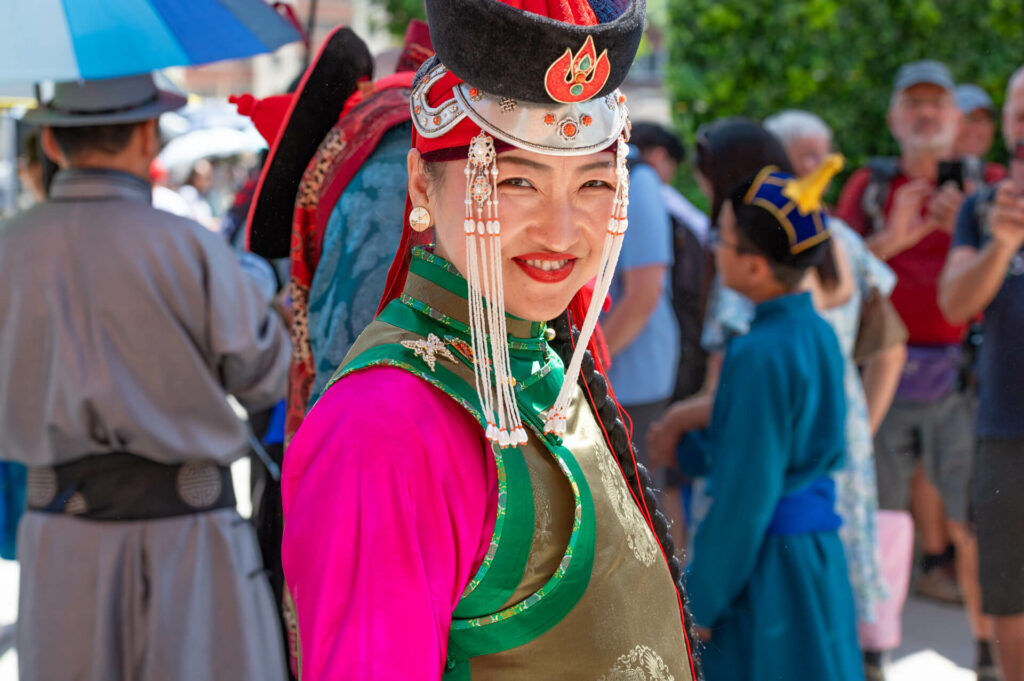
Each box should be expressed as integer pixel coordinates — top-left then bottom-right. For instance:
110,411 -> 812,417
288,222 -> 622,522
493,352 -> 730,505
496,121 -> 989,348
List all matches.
709,229 -> 755,254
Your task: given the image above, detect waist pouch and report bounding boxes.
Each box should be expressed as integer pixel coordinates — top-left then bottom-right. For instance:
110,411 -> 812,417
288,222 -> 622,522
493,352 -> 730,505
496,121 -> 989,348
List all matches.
27,452 -> 235,522
896,345 -> 962,402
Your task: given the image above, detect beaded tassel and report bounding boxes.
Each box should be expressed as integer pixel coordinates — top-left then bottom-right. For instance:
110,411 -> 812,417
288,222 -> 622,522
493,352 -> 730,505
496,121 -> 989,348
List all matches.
464,133 -> 528,448
544,134 -> 631,435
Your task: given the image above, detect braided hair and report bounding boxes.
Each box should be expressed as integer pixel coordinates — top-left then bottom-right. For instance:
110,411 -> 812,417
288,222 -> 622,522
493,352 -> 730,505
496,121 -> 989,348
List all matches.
549,312 -> 704,680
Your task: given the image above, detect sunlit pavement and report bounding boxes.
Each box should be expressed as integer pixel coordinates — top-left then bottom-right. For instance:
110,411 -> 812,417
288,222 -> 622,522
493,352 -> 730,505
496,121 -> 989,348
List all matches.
0,496 -> 980,681
0,558 -> 17,680
890,595 -> 975,681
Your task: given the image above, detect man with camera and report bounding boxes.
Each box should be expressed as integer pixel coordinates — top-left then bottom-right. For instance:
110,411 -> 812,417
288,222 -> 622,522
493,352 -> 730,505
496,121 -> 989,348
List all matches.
940,66 -> 1024,681
836,60 -> 995,680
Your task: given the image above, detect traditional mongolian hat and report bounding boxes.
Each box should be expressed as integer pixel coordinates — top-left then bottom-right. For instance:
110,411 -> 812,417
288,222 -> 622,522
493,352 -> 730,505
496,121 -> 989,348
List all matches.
380,0 -> 645,447
736,154 -> 844,268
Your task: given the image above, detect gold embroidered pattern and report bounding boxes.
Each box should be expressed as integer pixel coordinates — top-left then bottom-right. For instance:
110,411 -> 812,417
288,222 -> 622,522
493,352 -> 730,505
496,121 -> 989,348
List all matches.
597,645 -> 674,681
525,493 -> 553,577
595,446 -> 659,566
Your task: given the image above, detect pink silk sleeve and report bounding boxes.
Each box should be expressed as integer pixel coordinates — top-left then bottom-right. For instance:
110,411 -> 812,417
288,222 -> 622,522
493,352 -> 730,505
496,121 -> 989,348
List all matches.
281,367 -> 497,681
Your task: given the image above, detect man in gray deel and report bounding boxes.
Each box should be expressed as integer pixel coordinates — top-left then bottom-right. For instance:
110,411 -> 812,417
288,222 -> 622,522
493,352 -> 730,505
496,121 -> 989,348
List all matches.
0,74 -> 289,680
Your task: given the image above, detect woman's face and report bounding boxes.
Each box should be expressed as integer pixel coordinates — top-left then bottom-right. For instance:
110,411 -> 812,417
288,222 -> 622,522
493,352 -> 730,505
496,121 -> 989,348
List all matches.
410,147 -> 618,322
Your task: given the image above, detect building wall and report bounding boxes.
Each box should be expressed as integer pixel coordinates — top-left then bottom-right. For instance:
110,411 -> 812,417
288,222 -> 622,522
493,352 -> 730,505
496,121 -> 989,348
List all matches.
176,0 -> 392,99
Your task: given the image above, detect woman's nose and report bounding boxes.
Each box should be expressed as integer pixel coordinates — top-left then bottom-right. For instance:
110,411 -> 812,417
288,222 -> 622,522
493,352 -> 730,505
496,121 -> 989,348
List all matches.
534,199 -> 579,251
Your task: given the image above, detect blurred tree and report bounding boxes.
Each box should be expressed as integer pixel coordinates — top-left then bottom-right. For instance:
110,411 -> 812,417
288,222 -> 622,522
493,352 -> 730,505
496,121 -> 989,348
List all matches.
370,0 -> 426,39
666,0 -> 1024,170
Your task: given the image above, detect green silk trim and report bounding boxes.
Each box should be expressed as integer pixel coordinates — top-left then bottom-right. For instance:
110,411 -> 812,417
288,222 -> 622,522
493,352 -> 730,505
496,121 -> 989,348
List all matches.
400,293 -> 547,354
447,407 -> 596,659
408,246 -> 546,341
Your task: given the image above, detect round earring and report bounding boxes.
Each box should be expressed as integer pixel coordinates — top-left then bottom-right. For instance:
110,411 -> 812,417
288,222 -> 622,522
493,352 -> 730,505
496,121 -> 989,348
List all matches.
409,206 -> 431,232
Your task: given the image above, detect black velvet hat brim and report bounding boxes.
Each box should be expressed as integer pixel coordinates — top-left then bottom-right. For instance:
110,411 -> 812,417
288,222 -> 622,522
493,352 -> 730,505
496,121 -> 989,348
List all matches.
246,27 -> 374,259
424,0 -> 645,104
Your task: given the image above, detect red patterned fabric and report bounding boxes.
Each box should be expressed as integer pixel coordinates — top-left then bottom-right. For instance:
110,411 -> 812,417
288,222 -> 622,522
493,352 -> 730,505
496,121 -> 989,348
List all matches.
497,0 -> 598,24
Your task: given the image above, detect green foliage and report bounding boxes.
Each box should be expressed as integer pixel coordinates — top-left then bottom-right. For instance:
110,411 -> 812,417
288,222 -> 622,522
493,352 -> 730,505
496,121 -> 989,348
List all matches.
369,0 -> 426,39
666,0 -> 1024,170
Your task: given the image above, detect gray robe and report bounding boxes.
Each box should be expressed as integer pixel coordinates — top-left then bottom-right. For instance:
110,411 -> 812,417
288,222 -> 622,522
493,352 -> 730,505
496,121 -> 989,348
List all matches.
0,169 -> 289,681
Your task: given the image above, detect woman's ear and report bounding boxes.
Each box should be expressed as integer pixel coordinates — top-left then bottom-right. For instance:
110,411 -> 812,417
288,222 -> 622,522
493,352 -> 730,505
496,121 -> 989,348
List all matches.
407,149 -> 430,208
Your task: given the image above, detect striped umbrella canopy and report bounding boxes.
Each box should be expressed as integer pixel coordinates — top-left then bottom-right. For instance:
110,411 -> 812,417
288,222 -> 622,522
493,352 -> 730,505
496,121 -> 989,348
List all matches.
0,0 -> 301,85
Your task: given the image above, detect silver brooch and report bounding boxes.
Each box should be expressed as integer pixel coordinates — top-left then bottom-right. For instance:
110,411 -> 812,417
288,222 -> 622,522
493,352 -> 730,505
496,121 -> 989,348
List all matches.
401,334 -> 457,372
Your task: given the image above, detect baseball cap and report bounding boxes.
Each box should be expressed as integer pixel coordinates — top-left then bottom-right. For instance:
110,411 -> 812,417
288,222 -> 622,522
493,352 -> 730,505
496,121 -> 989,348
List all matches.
955,84 -> 996,115
893,60 -> 955,95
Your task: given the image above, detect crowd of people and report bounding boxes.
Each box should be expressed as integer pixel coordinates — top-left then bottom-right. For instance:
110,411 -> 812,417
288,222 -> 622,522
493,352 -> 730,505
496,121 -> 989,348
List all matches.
636,59 -> 1024,681
1,0 -> 1023,679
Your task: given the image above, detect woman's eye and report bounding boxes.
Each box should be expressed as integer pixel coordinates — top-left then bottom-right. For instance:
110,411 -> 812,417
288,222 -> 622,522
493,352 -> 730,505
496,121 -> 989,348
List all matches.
582,179 -> 614,190
499,177 -> 534,188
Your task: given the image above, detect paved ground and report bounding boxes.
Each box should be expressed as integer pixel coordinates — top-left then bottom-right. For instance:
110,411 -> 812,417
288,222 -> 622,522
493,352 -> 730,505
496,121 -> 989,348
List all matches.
0,556 -> 979,681
0,460 -> 981,680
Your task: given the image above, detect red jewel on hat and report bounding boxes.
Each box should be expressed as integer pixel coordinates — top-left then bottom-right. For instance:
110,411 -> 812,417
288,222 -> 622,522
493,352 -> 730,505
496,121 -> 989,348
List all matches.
544,113 -> 556,125
433,115 -> 441,125
562,122 -> 578,137
581,115 -> 593,126
414,105 -> 421,114
469,87 -> 479,97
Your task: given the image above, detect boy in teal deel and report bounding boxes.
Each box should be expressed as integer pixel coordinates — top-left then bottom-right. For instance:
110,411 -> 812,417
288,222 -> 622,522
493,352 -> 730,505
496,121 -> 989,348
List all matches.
680,157 -> 863,681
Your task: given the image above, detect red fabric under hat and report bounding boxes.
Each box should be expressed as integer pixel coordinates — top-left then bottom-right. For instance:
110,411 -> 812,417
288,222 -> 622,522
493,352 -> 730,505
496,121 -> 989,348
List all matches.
499,0 -> 598,24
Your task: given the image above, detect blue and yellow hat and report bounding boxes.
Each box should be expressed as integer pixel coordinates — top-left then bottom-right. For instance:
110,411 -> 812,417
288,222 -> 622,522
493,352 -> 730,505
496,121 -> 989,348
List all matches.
737,154 -> 844,266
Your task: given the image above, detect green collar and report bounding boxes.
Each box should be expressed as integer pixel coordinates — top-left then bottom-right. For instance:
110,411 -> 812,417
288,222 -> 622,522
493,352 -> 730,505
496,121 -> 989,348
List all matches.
404,246 -> 549,353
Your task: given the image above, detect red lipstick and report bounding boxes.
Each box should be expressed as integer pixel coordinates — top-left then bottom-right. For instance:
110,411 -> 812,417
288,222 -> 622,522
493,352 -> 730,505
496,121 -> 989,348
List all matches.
512,253 -> 577,283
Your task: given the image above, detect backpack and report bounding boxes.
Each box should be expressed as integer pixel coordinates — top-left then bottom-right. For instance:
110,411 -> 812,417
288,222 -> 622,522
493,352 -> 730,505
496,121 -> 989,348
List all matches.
860,157 -> 901,236
669,214 -> 712,400
625,157 -> 711,400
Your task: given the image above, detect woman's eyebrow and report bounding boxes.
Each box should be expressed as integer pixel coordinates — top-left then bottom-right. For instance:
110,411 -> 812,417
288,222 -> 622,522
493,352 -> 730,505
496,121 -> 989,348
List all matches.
500,157 -> 614,174
499,156 -> 552,172
577,160 -> 614,173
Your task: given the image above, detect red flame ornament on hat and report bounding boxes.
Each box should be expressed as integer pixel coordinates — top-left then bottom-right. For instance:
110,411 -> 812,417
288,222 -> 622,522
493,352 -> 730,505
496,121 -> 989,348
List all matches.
545,36 -> 611,103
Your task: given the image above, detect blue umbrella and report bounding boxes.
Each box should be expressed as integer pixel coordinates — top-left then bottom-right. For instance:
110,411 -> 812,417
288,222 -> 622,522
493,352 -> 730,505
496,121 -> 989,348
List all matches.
0,0 -> 301,85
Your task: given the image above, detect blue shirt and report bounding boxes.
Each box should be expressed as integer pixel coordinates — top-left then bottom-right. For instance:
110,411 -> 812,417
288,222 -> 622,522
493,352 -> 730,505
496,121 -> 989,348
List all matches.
603,159 -> 679,404
953,191 -> 1024,438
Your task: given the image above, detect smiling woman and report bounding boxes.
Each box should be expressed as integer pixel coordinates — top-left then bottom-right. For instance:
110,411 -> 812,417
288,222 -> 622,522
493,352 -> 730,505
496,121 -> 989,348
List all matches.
413,150 -> 617,321
279,1 -> 701,680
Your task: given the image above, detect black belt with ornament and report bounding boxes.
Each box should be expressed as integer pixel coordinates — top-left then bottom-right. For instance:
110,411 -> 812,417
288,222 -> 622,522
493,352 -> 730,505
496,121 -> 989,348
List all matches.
26,453 -> 236,521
